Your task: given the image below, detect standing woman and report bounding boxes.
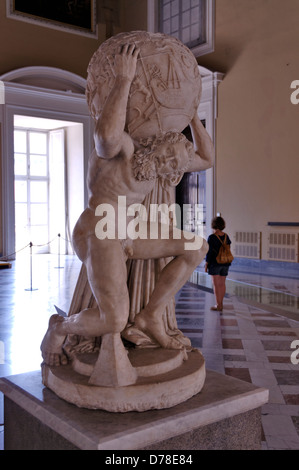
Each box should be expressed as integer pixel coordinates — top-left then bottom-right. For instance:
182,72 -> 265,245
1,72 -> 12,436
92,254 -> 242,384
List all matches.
205,216 -> 232,312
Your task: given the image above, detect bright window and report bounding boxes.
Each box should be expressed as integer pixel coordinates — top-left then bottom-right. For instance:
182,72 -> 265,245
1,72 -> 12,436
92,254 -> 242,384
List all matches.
14,129 -> 49,248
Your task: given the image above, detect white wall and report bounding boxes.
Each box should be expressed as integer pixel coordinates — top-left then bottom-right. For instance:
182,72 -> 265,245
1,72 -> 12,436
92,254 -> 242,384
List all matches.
66,124 -> 85,252
199,0 -> 299,261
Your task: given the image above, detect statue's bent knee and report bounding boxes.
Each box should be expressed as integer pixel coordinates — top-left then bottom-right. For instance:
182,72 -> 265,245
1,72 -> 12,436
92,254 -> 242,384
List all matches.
98,293 -> 129,333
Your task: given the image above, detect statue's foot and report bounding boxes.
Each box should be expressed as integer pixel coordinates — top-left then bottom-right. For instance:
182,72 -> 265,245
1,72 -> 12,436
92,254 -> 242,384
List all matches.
134,310 -> 184,350
41,314 -> 68,366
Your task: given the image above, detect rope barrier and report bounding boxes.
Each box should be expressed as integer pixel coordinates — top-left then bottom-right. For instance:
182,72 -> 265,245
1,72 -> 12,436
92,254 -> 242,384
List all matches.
0,242 -> 31,261
59,234 -> 72,243
0,233 -> 73,291
0,233 -> 73,261
33,235 -> 61,248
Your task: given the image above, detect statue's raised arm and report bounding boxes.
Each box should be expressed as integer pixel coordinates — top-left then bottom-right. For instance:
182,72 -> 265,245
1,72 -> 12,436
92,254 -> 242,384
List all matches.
187,113 -> 215,172
94,44 -> 140,160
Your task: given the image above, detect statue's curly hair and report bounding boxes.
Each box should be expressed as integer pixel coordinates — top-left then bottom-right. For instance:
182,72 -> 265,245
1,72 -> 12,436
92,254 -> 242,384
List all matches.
132,131 -> 193,186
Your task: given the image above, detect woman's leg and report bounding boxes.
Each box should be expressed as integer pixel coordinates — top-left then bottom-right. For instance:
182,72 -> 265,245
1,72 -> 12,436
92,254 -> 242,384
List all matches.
219,275 -> 226,309
211,275 -> 226,310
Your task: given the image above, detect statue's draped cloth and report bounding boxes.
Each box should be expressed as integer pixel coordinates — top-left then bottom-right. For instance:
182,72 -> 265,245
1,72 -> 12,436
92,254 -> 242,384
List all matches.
66,179 -> 189,351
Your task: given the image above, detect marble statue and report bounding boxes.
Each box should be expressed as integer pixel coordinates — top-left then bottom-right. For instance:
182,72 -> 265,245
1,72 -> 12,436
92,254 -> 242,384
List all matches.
41,31 -> 214,412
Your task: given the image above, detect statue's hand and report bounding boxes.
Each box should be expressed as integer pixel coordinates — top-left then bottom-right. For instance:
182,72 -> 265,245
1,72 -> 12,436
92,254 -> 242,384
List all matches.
108,44 -> 140,82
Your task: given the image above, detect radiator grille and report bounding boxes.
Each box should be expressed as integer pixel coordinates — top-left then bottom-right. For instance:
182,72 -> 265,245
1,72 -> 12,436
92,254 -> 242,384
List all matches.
234,231 -> 261,259
268,231 -> 298,262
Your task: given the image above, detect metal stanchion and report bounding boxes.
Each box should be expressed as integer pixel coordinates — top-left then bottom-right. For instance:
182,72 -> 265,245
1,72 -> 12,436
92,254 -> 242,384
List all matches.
55,233 -> 64,269
25,242 -> 38,291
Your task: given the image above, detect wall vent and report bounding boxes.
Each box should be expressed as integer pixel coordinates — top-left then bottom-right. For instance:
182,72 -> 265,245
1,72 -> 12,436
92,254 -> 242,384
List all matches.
234,231 -> 261,259
267,231 -> 298,263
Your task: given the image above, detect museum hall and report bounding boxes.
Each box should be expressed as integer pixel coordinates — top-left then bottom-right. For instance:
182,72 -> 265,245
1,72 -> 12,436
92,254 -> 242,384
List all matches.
0,0 -> 298,451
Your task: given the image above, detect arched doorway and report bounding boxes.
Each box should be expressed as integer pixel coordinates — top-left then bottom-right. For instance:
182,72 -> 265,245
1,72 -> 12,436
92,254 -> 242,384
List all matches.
0,66 -> 93,258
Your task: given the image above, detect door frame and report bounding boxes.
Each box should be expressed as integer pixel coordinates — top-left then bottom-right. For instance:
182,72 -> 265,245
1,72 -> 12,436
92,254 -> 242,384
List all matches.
198,65 -> 224,236
0,66 -> 93,258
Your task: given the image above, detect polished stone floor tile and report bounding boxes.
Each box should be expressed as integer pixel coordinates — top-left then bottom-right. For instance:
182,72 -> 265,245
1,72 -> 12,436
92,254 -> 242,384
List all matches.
292,417 -> 299,433
176,318 -> 204,328
225,367 -> 252,383
273,370 -> 299,386
259,330 -> 297,337
284,395 -> 299,405
224,354 -> 246,361
221,319 -> 238,326
179,328 -> 203,334
222,338 -> 244,349
268,356 -> 294,364
254,319 -> 290,328
175,302 -> 204,309
262,340 -> 295,351
189,337 -> 202,348
0,255 -> 299,450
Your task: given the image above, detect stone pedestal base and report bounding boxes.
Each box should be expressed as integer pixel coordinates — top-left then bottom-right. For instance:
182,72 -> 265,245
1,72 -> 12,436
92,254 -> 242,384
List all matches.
0,370 -> 268,450
41,348 -> 206,412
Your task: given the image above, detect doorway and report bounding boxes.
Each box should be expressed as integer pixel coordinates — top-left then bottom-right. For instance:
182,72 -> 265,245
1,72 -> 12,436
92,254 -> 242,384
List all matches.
176,120 -> 208,239
13,115 -> 84,255
0,65 -> 94,260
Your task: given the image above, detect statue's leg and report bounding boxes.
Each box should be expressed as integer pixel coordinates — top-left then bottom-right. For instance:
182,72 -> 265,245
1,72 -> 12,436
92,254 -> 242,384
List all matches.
41,238 -> 131,367
128,224 -> 208,349
41,307 -> 104,366
84,238 -> 137,386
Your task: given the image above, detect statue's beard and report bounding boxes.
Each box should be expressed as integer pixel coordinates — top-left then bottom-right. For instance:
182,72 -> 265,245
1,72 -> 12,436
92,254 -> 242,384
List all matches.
131,148 -> 157,181
131,133 -> 192,185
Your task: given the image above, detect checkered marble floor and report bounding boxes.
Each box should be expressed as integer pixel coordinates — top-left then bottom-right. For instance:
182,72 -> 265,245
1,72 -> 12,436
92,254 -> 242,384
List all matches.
0,255 -> 299,450
175,282 -> 299,450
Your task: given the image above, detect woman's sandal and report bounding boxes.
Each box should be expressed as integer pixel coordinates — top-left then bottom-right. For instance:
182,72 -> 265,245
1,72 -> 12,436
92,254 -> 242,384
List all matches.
210,305 -> 223,311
